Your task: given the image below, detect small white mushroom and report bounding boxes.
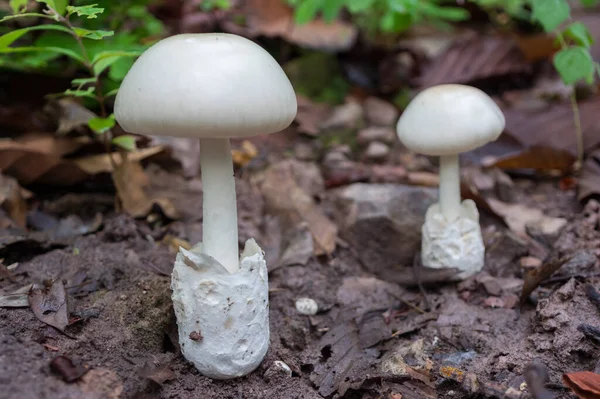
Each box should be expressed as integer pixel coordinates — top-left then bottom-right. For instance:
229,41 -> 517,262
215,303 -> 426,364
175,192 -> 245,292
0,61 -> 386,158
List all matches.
396,84 -> 505,278
114,33 -> 297,379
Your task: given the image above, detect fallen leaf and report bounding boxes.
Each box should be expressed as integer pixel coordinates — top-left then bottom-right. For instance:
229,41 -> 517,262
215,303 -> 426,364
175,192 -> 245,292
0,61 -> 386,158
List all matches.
50,355 -> 89,383
520,251 -> 596,306
503,96 -> 600,156
28,280 -> 69,331
79,368 -> 124,399
310,320 -> 381,397
72,145 -> 164,175
563,371 -> 600,399
295,95 -> 331,136
139,360 -> 176,385
485,145 -> 577,175
255,159 -> 337,255
0,284 -> 32,308
27,211 -> 103,243
0,133 -> 164,186
276,223 -> 313,268
487,198 -> 567,236
579,149 -> 600,202
418,32 -> 531,88
245,0 -> 357,51
0,173 -> 28,228
111,153 -> 179,219
515,33 -> 559,62
53,98 -> 97,135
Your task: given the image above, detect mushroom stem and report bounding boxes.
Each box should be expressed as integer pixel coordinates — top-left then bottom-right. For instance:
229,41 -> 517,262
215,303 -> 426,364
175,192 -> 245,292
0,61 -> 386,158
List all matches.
438,154 -> 461,222
199,137 -> 239,273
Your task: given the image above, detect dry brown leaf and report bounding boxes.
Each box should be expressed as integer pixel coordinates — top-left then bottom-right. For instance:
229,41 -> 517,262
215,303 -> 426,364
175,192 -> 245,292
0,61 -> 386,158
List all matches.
486,198 -> 566,236
579,149 -> 600,202
73,146 -> 165,175
111,154 -> 179,219
519,251 -> 596,306
53,98 -> 97,135
563,371 -> 600,399
295,95 -> 331,136
514,33 -> 558,62
0,174 -> 28,228
503,96 -> 600,156
245,0 -> 357,51
255,160 -> 337,255
485,145 -> 577,175
418,33 -> 531,88
0,133 -> 164,186
28,280 -> 69,332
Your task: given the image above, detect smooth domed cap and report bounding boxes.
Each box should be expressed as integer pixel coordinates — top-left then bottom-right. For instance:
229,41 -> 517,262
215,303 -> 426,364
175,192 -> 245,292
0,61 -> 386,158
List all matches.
114,33 -> 297,139
396,84 -> 505,156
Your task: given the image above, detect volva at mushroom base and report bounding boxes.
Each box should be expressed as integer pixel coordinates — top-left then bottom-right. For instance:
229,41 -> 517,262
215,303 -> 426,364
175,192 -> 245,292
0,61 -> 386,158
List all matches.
114,33 -> 297,378
396,84 -> 506,279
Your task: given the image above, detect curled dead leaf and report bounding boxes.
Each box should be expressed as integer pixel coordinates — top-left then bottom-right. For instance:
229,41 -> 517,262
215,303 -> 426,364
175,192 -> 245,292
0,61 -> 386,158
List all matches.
485,145 -> 577,175
563,371 -> 600,399
28,280 -> 69,332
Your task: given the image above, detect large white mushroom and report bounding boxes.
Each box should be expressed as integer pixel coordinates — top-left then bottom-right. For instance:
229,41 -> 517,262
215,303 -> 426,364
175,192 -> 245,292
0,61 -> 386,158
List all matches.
396,84 -> 505,279
114,33 -> 297,378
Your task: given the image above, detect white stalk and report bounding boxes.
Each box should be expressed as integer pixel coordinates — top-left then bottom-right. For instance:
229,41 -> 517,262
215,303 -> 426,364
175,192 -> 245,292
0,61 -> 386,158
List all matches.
199,137 -> 239,273
438,154 -> 461,222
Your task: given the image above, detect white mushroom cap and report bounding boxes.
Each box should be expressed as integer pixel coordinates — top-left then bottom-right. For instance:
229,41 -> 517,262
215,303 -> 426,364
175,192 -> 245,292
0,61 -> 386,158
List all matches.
396,84 -> 505,156
114,33 -> 297,138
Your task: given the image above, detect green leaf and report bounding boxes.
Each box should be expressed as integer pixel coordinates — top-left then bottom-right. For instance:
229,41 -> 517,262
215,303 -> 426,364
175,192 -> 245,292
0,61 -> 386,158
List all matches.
531,0 -> 570,32
66,4 -> 104,19
72,28 -> 114,40
563,22 -> 594,48
553,46 -> 595,84
0,46 -> 84,63
321,0 -> 344,22
380,11 -> 413,33
580,0 -> 600,6
88,114 -> 115,134
91,50 -> 141,75
111,135 -> 137,151
0,25 -> 72,49
347,0 -> 376,13
418,3 -> 470,21
9,0 -> 28,14
294,0 -> 322,24
108,56 -> 135,82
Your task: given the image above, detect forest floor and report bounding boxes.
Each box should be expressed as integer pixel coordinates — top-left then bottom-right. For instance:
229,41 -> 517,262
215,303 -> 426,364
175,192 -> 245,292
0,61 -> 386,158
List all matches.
2,1 -> 600,398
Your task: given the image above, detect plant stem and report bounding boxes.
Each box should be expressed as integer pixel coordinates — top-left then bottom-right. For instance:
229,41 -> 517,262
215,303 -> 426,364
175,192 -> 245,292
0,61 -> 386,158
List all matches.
47,6 -> 116,168
556,32 -> 584,169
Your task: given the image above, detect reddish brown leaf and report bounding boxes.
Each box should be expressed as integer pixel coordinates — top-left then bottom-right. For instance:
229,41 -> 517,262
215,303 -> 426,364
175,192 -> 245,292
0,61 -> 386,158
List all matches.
419,33 -> 531,88
245,0 -> 357,51
50,355 -> 89,383
515,33 -> 559,62
486,145 -> 577,175
563,371 -> 600,399
503,96 -> 600,156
